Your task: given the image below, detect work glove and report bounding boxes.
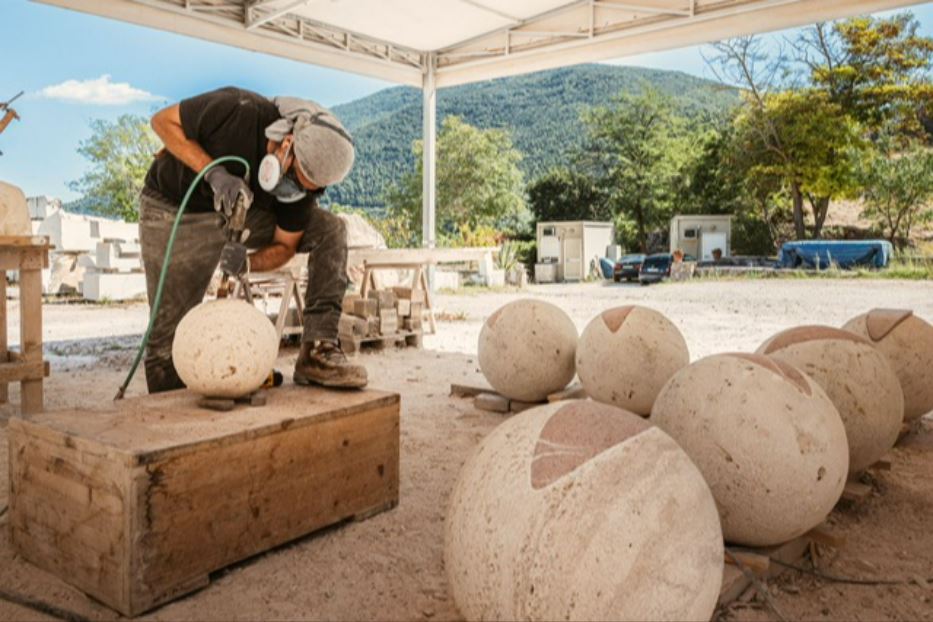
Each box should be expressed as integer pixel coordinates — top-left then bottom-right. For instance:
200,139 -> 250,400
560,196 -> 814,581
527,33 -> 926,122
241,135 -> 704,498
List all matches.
218,241 -> 249,277
204,166 -> 253,217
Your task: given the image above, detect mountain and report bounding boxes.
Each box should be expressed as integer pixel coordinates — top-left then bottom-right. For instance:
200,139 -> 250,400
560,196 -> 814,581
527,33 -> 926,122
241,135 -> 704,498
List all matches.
328,63 -> 741,210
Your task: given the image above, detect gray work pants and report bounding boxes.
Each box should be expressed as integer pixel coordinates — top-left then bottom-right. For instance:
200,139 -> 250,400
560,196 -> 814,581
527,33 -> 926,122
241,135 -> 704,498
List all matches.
138,190 -> 348,394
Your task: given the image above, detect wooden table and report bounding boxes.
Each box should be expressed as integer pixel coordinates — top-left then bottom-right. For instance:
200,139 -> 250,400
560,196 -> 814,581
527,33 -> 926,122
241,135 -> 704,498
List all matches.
0,235 -> 49,414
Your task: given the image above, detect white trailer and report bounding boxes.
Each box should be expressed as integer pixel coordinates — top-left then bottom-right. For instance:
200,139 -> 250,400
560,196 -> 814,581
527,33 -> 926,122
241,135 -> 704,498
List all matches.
669,215 -> 733,261
535,221 -> 614,282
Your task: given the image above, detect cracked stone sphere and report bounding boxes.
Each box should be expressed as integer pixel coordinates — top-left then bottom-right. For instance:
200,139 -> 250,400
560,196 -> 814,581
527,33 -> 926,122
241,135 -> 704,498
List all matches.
478,299 -> 577,402
172,299 -> 279,398
650,353 -> 848,547
843,309 -> 933,421
576,305 -> 689,416
757,325 -> 903,474
445,400 -> 724,622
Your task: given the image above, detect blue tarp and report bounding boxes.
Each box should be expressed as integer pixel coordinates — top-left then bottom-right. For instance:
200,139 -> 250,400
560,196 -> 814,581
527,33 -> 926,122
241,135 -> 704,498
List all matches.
598,257 -> 615,279
778,240 -> 893,270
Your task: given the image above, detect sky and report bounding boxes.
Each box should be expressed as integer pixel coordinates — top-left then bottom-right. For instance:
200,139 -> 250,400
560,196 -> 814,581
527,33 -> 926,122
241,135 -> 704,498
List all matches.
2,0 -> 932,201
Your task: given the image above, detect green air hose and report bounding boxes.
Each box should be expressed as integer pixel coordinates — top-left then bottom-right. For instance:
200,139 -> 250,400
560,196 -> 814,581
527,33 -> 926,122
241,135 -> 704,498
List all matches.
115,156 -> 250,400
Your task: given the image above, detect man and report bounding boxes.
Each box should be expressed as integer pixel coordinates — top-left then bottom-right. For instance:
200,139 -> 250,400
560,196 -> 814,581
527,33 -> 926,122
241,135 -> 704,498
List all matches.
141,86 -> 367,393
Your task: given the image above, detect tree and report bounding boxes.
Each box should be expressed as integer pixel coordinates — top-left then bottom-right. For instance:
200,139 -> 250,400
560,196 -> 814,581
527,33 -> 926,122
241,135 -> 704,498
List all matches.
860,144 -> 933,249
734,89 -> 864,239
795,14 -> 933,142
581,89 -> 688,252
69,115 -> 161,222
527,168 -> 608,223
384,116 -> 530,246
709,38 -> 866,240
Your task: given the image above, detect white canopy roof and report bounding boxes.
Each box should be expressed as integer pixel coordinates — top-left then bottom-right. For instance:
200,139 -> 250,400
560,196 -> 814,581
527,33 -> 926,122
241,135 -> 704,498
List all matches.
35,0 -> 925,88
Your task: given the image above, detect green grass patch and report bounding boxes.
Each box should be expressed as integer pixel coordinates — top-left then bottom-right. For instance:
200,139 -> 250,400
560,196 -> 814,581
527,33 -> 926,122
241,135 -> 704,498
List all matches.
692,256 -> 933,281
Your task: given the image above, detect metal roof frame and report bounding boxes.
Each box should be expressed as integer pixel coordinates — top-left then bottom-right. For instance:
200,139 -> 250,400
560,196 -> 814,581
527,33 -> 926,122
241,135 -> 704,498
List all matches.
35,0 -> 924,88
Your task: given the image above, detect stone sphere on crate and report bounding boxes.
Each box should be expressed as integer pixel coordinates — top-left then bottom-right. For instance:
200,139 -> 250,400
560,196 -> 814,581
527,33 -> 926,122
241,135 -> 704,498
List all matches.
842,309 -> 933,421
650,353 -> 848,547
445,400 -> 724,622
172,299 -> 278,399
757,325 -> 903,474
576,305 -> 689,416
478,299 -> 577,402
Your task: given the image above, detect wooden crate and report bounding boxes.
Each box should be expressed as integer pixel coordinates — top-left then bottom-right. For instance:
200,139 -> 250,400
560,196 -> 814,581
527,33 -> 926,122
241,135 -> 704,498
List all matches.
8,384 -> 400,616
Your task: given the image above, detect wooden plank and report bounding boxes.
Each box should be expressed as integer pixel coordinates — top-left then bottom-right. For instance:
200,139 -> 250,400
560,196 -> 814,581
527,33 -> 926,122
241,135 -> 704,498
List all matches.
0,273 -> 6,403
450,383 -> 494,398
0,235 -> 50,247
0,246 -> 49,271
0,360 -> 48,383
418,268 -> 438,335
718,533 -> 813,606
841,481 -> 872,503
10,385 -> 401,617
18,267 -> 44,414
474,392 -> 510,413
807,525 -> 846,549
509,400 -> 539,413
725,550 -> 770,575
547,383 -> 587,402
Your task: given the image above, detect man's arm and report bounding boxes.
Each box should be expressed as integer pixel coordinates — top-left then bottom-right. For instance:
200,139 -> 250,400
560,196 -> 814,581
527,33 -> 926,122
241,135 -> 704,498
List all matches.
151,103 -> 212,173
249,227 -> 302,273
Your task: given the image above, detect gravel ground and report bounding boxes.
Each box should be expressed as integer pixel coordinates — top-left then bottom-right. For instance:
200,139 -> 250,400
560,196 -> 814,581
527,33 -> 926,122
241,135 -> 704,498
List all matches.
0,278 -> 931,621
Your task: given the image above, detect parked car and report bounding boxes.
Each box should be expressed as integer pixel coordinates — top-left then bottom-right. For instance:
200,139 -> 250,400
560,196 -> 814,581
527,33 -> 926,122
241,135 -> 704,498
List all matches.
613,254 -> 646,282
638,253 -> 674,285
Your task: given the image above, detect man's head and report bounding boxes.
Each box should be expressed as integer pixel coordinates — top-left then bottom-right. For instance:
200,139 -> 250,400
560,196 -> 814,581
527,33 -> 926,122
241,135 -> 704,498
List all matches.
712,248 -> 723,261
264,97 -> 355,195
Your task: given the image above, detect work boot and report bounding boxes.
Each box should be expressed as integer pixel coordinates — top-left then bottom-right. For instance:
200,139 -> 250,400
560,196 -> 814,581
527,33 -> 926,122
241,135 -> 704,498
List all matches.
293,340 -> 368,389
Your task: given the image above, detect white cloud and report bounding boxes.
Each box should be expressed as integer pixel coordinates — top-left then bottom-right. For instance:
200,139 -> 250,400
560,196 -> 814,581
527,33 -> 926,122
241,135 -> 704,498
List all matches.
38,75 -> 161,105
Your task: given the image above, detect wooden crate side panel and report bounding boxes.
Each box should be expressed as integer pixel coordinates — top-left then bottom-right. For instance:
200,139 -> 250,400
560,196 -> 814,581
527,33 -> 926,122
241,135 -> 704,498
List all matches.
8,421 -> 129,612
129,403 -> 400,613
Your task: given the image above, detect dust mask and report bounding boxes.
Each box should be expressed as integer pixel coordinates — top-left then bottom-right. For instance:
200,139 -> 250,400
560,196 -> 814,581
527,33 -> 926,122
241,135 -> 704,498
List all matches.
258,138 -> 307,203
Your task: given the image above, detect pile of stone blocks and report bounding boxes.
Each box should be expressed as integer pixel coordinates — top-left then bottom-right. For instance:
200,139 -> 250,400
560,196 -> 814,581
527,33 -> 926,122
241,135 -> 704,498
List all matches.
27,202 -> 146,300
338,287 -> 425,353
83,240 -> 145,302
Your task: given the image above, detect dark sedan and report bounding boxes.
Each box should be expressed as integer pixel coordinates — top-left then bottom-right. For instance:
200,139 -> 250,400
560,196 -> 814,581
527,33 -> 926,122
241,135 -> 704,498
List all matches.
613,254 -> 646,282
638,253 -> 673,285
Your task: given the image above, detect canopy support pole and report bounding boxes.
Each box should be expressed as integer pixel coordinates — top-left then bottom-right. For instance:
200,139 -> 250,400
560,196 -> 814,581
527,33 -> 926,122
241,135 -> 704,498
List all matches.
422,52 -> 437,290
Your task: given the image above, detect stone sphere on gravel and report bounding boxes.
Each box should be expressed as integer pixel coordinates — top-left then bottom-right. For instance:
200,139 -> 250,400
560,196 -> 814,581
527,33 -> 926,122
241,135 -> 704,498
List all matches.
650,353 -> 848,547
757,325 -> 903,474
445,400 -> 724,622
576,306 -> 689,416
172,299 -> 279,398
478,300 -> 577,402
843,309 -> 933,421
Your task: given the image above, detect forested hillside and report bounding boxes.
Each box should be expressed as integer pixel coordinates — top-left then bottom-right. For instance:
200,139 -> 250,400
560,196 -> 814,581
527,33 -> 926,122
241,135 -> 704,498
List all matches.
329,63 -> 740,209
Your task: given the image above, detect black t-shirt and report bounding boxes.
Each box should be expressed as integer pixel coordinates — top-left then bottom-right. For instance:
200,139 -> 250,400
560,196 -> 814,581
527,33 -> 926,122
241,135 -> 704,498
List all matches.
143,87 -> 313,232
